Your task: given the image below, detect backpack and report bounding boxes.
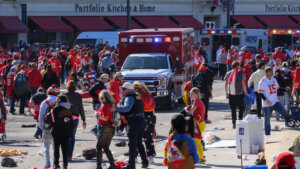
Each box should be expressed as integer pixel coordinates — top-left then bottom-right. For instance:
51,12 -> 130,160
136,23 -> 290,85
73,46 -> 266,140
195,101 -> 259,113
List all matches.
64,57 -> 72,72
166,136 -> 194,169
43,100 -> 56,130
13,72 -> 29,97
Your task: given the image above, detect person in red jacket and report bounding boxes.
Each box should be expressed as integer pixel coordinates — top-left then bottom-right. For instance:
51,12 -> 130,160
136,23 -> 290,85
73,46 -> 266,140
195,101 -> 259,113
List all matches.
67,49 -> 78,81
0,49 -> 8,69
133,81 -> 156,163
108,72 -> 124,105
27,63 -> 42,96
47,53 -> 62,77
273,47 -> 286,61
243,64 -> 253,83
7,66 -> 17,114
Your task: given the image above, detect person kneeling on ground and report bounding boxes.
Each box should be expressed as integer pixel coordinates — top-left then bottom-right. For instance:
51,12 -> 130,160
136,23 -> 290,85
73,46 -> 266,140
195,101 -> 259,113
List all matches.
163,114 -> 199,169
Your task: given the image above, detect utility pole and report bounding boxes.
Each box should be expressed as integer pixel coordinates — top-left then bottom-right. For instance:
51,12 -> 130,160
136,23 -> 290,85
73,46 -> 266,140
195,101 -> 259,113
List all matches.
127,0 -> 131,30
227,0 -> 231,28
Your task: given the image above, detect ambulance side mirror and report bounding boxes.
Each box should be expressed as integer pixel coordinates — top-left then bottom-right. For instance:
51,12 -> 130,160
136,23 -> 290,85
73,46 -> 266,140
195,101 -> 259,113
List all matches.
176,63 -> 184,73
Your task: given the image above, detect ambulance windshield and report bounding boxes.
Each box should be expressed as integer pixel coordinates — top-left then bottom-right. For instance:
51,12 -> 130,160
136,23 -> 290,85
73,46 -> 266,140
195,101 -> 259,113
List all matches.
123,56 -> 168,70
74,39 -> 97,47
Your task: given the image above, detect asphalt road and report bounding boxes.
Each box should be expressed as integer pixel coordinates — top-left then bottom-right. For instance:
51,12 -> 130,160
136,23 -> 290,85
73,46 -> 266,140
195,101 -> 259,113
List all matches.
0,80 -> 232,169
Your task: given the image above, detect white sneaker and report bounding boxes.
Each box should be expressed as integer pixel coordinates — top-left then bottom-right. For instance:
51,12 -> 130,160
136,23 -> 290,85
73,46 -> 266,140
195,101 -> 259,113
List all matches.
148,156 -> 154,164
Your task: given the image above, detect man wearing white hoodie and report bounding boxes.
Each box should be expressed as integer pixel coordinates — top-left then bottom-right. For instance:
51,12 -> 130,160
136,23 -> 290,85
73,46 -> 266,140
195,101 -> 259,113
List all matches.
248,62 -> 266,118
39,84 -> 59,169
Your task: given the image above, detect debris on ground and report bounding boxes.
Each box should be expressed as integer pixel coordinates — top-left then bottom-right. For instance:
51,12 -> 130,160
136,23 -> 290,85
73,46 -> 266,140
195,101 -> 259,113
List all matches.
115,141 -> 126,147
204,132 -> 220,145
1,157 -> 17,167
0,149 -> 28,157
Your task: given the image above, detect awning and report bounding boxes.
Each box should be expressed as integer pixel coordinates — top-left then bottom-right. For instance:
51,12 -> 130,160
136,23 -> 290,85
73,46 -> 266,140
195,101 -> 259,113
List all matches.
107,16 -> 142,29
292,15 -> 300,24
0,16 -> 29,33
134,16 -> 178,28
65,16 -> 113,31
172,16 -> 204,30
29,17 -> 72,32
232,16 -> 265,29
256,16 -> 299,29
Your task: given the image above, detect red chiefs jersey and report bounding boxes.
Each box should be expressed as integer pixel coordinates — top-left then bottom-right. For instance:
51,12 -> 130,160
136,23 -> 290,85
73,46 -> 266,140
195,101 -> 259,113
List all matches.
194,54 -> 203,70
227,51 -> 235,65
6,72 -> 15,98
47,57 -> 61,76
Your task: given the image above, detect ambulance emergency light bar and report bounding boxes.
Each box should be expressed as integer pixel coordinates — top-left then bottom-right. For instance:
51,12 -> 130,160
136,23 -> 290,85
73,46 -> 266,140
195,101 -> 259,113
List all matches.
267,29 -> 300,35
202,29 -> 239,35
121,35 -> 179,43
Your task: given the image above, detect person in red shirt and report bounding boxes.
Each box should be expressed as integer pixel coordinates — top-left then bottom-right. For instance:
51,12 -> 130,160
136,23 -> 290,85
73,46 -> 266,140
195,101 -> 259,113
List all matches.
244,64 -> 253,83
273,47 -> 286,61
108,72 -> 124,105
67,49 -> 78,81
27,63 -> 42,96
193,49 -> 204,73
292,46 -> 300,60
96,90 -> 116,169
188,87 -> 206,163
38,51 -> 46,71
7,66 -> 17,114
0,49 -> 8,69
47,53 -> 62,77
133,82 -> 156,163
293,60 -> 300,103
226,46 -> 236,72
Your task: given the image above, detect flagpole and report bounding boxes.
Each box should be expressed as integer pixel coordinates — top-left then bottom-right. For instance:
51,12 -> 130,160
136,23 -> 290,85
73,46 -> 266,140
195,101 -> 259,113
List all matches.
227,0 -> 230,28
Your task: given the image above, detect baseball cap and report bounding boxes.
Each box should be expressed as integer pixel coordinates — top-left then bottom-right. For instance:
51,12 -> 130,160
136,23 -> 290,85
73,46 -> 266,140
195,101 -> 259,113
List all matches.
276,152 -> 297,167
265,67 -> 273,73
114,72 -> 123,78
122,82 -> 134,90
47,84 -> 60,96
100,73 -> 109,79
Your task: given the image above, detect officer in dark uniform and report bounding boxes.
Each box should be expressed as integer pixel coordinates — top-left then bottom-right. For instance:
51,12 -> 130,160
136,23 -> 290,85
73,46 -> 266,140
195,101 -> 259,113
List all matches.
116,82 -> 148,169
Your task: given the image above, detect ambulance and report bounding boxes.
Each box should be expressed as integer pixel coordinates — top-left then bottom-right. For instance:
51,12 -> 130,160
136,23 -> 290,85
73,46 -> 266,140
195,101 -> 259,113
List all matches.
118,28 -> 194,110
199,29 -> 268,62
266,29 -> 300,52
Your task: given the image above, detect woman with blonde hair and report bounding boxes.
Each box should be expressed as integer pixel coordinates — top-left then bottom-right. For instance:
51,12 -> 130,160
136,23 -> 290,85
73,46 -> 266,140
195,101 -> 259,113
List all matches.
133,81 -> 156,164
187,87 -> 206,164
96,90 -> 116,169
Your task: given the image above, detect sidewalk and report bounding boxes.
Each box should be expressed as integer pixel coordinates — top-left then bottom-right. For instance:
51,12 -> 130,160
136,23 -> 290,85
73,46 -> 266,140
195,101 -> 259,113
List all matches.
131,117 -> 258,169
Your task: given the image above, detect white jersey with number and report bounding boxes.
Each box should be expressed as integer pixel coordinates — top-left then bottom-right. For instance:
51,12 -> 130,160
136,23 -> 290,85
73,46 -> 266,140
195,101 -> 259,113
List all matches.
258,76 -> 279,107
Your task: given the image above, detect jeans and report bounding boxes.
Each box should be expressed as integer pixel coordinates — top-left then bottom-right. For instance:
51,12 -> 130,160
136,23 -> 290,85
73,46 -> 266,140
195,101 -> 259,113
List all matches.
9,98 -> 15,113
263,102 -> 288,135
96,125 -> 115,168
30,87 -> 38,98
43,130 -> 52,163
218,63 -> 226,80
53,136 -> 68,168
127,116 -> 148,168
276,96 -> 284,120
227,64 -> 232,72
143,112 -> 156,157
19,94 -> 27,114
67,119 -> 79,158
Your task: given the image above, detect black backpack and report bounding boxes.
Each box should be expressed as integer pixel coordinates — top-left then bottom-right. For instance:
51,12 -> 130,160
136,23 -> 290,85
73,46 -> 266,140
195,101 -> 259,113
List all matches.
64,57 -> 72,72
13,72 -> 29,97
43,100 -> 56,130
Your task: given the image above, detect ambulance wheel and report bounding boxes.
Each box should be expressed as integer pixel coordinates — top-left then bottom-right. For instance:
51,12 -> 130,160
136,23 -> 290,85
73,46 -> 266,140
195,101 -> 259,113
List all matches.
295,120 -> 300,127
2,134 -> 6,142
287,120 -> 295,127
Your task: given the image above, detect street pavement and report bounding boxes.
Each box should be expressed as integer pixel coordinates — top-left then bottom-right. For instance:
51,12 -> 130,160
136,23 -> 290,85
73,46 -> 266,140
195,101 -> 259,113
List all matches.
0,80 -> 298,169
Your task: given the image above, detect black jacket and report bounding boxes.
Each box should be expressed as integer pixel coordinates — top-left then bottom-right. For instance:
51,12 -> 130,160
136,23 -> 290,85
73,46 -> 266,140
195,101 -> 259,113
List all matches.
51,102 -> 74,138
89,81 -> 106,104
41,71 -> 60,90
65,91 -> 85,121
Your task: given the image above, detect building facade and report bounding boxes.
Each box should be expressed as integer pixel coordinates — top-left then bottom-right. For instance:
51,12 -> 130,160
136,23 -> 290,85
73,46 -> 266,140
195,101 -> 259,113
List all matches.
0,0 -> 299,46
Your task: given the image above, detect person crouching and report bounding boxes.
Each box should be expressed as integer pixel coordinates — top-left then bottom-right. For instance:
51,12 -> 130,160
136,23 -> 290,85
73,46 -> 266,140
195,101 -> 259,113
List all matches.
50,94 -> 74,169
96,90 -> 116,169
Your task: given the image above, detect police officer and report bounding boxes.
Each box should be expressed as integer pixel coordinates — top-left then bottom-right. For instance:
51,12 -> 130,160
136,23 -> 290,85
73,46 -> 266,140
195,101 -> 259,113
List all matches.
115,82 -> 148,169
